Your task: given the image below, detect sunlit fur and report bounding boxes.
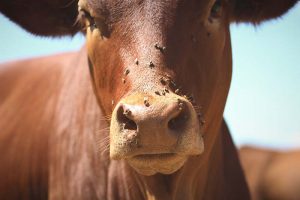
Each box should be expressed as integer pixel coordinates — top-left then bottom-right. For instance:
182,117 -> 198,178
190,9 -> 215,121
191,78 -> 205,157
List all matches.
239,146 -> 300,200
0,0 -> 298,199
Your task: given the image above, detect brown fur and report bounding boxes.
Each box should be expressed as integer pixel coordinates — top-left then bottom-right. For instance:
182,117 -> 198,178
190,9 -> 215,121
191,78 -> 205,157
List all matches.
0,0 -> 79,36
239,146 -> 300,200
0,49 -> 249,200
230,0 -> 298,24
0,0 -> 298,199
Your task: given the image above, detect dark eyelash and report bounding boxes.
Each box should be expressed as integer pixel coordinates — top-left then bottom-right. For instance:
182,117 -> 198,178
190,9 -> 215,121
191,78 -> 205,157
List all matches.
77,9 -> 97,31
75,11 -> 86,30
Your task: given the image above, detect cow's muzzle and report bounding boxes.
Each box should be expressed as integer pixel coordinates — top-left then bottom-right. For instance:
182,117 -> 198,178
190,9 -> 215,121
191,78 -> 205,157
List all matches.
109,92 -> 204,175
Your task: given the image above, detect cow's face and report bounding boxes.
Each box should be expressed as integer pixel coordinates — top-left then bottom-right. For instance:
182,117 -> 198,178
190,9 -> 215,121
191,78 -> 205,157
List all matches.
78,0 -> 232,175
2,0 -> 296,176
73,0 -> 298,175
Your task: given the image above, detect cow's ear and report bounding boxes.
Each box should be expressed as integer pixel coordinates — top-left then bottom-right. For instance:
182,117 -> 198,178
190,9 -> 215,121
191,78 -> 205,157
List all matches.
0,0 -> 80,36
229,0 -> 298,24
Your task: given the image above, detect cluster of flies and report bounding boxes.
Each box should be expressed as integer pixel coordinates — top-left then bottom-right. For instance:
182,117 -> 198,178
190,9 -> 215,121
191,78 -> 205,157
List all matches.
116,42 -> 205,127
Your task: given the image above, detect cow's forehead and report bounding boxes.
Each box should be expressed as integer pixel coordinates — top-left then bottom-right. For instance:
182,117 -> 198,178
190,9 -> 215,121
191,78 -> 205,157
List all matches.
80,0 -> 215,16
83,0 -> 214,6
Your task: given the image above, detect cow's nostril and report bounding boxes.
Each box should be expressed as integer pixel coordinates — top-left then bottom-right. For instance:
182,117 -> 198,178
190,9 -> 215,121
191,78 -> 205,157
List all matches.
168,110 -> 188,132
117,105 -> 138,131
123,118 -> 137,130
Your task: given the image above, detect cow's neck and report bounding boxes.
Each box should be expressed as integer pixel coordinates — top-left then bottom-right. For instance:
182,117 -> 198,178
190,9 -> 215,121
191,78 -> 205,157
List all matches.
49,48 -> 110,199
108,120 -> 250,200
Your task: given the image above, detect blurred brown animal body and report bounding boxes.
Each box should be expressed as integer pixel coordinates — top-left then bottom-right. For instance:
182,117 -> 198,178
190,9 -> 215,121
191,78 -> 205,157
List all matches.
240,146 -> 300,200
0,0 -> 297,199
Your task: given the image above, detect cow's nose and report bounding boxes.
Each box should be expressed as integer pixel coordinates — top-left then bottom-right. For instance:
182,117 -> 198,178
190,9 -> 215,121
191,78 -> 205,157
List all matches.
115,98 -> 189,145
109,93 -> 201,159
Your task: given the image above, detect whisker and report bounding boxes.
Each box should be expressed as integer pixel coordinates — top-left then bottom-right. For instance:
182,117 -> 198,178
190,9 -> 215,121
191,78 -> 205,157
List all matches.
95,133 -> 110,145
193,105 -> 202,112
193,105 -> 202,109
97,137 -> 110,146
97,127 -> 110,134
98,144 -> 110,156
98,115 -> 112,121
60,0 -> 77,8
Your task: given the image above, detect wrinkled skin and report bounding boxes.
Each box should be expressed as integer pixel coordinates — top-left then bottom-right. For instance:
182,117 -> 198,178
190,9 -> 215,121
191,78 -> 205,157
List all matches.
0,0 -> 298,199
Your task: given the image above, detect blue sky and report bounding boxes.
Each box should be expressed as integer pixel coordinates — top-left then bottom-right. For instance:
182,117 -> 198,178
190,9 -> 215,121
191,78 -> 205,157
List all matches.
0,4 -> 299,149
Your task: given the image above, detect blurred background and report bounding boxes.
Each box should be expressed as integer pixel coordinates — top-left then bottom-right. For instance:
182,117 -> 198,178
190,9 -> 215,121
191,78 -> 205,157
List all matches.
0,4 -> 299,149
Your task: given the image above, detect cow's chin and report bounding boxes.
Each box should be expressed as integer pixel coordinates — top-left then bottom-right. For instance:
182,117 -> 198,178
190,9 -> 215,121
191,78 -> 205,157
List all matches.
126,154 -> 187,176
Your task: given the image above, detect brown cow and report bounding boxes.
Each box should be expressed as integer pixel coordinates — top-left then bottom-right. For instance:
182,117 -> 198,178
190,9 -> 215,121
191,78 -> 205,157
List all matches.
239,146 -> 300,200
0,0 -> 298,199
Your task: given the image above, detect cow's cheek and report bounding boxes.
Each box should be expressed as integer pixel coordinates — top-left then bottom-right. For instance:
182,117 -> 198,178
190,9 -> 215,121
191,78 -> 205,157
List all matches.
189,24 -> 231,138
85,30 -> 114,114
202,31 -> 232,137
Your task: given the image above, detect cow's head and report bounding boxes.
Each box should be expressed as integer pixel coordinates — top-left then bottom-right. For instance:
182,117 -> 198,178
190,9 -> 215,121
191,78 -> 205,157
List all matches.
1,0 -> 297,176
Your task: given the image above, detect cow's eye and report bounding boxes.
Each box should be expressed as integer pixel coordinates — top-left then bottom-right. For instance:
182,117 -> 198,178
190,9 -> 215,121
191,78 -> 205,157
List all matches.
78,9 -> 98,31
210,0 -> 222,18
78,8 -> 110,38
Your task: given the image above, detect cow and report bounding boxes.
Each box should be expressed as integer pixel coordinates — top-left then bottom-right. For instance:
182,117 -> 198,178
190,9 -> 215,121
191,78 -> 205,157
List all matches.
0,0 -> 298,199
239,146 -> 300,200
